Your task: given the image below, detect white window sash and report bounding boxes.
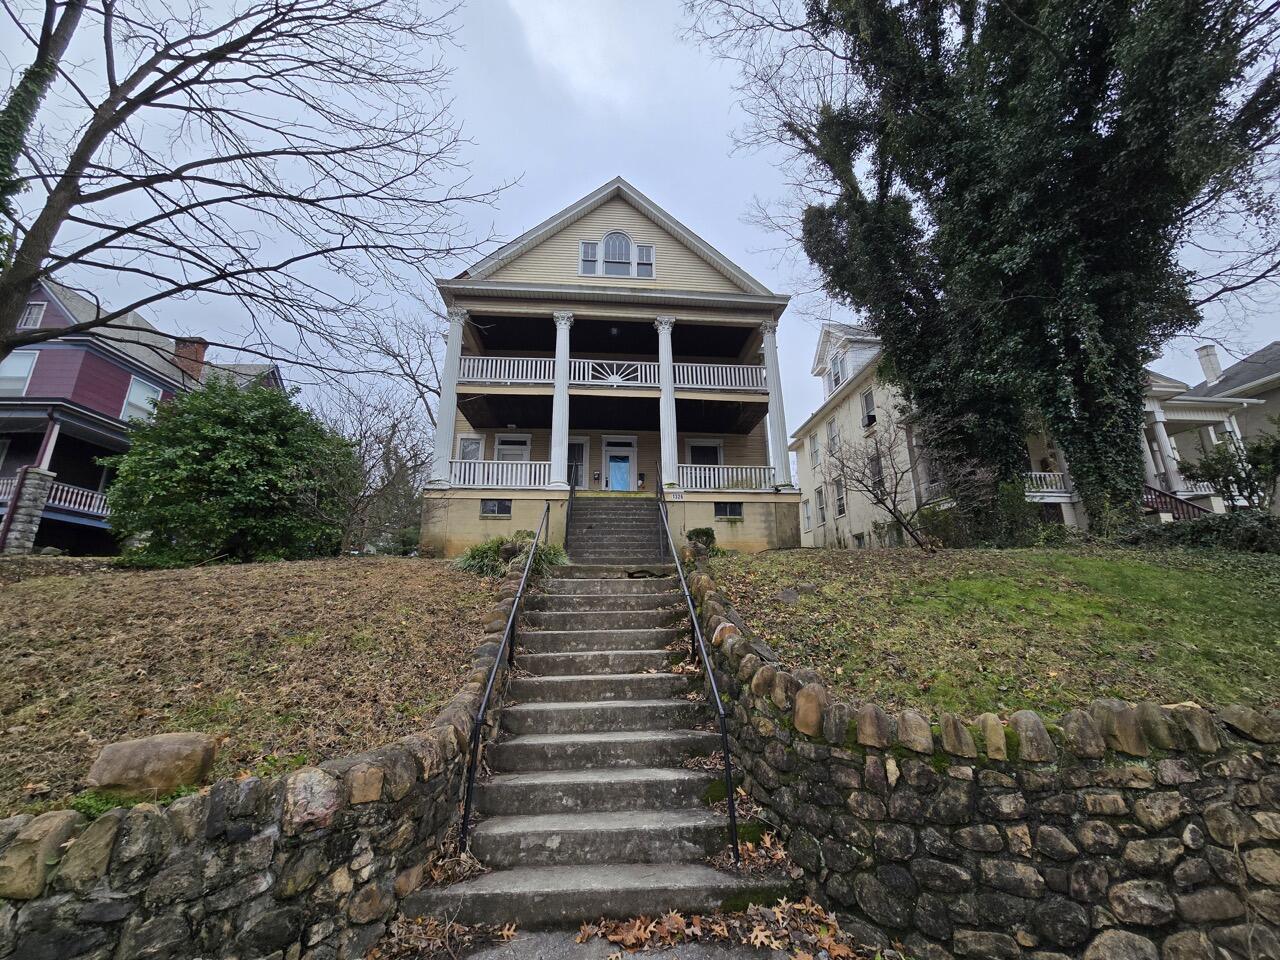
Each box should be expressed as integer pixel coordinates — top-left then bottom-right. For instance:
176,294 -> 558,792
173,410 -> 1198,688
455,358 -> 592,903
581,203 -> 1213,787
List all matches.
0,352 -> 38,396
18,303 -> 46,329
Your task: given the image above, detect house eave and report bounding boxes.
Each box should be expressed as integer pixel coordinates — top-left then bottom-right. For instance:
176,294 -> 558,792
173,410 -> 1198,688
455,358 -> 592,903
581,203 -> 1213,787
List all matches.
788,353 -> 882,446
437,278 -> 790,318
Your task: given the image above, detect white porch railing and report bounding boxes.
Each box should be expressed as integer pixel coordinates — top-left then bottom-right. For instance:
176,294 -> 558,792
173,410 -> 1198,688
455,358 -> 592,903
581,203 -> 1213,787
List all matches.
570,359 -> 659,388
47,481 -> 110,516
458,356 -> 554,383
1181,480 -> 1216,497
449,459 -> 551,488
1025,471 -> 1070,494
679,464 -> 776,491
0,476 -> 14,503
674,362 -> 766,391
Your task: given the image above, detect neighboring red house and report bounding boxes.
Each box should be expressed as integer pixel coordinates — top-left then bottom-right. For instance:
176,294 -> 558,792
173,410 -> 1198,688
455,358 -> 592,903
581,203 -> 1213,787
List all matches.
0,282 -> 283,554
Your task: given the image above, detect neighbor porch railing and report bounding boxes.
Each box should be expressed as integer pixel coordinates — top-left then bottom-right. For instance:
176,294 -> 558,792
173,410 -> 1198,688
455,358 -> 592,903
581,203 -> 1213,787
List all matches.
1180,480 -> 1216,497
0,476 -> 14,504
48,481 -> 109,516
1024,471 -> 1070,494
678,464 -> 776,491
449,459 -> 551,488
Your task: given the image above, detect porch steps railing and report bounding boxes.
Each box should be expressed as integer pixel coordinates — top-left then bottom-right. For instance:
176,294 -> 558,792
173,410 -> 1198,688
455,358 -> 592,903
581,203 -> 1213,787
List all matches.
449,459 -> 551,488
1142,484 -> 1211,521
678,464 -> 775,491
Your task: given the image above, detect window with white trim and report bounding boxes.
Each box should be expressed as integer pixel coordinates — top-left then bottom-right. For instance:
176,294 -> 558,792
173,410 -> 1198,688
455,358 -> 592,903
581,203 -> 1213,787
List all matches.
122,377 -> 163,421
826,417 -> 840,453
869,454 -> 885,488
456,435 -> 483,461
861,388 -> 877,428
0,352 -> 37,396
579,233 -> 656,279
808,434 -> 820,468
494,435 -> 531,462
801,499 -> 812,532
815,487 -> 827,525
829,350 -> 845,392
18,303 -> 46,329
579,241 -> 598,275
834,479 -> 846,517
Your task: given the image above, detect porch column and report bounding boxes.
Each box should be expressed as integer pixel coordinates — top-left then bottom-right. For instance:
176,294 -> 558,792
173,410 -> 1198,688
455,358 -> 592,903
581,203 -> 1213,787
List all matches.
761,319 -> 793,487
429,306 -> 467,486
1140,429 -> 1160,487
655,316 -> 680,487
1151,409 -> 1184,492
549,311 -> 574,489
36,416 -> 61,470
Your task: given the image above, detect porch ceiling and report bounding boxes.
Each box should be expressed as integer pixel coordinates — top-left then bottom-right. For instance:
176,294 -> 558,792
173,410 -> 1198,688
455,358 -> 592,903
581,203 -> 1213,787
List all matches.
456,392 -> 767,433
467,313 -> 757,359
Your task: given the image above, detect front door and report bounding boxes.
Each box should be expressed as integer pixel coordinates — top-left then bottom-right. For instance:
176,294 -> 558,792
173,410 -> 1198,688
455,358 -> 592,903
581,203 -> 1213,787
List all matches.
608,454 -> 632,491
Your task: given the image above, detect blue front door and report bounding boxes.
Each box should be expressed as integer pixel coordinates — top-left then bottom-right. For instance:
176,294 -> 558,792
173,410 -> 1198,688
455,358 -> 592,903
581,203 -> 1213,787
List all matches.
608,455 -> 631,491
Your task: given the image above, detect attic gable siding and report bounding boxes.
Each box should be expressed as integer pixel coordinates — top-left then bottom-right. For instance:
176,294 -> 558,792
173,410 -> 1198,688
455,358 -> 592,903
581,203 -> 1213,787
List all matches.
488,197 -> 745,294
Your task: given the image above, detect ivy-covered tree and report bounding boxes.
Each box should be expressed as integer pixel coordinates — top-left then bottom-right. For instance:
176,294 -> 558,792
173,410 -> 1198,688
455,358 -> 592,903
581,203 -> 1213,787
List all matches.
689,0 -> 1280,517
105,379 -> 359,564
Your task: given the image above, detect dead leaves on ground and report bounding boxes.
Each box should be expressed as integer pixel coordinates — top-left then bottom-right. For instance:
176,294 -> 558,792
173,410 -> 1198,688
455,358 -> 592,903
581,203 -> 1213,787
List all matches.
711,827 -> 794,877
575,897 -> 888,958
371,916 -> 514,960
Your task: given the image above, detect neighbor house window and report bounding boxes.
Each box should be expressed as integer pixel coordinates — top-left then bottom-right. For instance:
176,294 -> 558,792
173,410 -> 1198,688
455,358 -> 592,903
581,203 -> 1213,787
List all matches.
713,501 -> 743,520
603,231 -> 632,276
861,388 -> 876,428
869,454 -> 885,488
0,352 -> 36,396
808,434 -> 819,467
834,479 -> 846,517
815,487 -> 827,524
853,532 -> 866,549
0,438 -> 10,471
121,377 -> 163,421
579,241 -> 598,275
637,244 -> 654,278
18,303 -> 46,329
826,418 -> 839,453
480,498 -> 511,518
801,499 -> 812,532
829,350 -> 845,392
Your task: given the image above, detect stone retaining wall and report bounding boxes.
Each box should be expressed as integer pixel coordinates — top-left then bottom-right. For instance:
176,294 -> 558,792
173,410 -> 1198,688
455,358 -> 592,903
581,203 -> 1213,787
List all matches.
0,570 -> 527,960
687,553 -> 1280,960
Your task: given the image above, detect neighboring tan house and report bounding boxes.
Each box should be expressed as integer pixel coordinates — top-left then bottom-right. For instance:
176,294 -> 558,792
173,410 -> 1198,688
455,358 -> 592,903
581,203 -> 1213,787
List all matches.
421,177 -> 801,556
789,323 -> 1254,547
0,282 -> 282,555
1182,341 -> 1279,442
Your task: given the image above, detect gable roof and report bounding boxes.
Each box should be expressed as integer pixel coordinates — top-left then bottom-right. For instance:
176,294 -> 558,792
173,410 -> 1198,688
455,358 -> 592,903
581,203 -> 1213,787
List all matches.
810,321 -> 878,376
457,177 -> 775,297
1184,340 -> 1280,398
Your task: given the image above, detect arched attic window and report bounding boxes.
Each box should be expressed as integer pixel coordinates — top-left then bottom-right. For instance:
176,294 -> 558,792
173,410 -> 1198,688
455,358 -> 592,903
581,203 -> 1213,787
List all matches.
602,231 -> 632,276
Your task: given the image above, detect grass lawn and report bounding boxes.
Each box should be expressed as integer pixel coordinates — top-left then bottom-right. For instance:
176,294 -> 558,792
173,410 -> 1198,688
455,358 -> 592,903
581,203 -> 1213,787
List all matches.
0,557 -> 495,815
708,547 -> 1280,718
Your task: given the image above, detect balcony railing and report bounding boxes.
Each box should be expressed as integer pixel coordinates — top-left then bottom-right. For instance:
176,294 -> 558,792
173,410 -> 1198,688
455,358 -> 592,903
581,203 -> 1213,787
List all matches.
675,362 -> 766,391
456,355 -> 767,393
570,359 -> 659,388
1025,471 -> 1070,494
48,481 -> 110,516
679,464 -> 776,491
0,476 -> 14,504
450,459 -> 551,488
1180,480 -> 1216,497
458,356 -> 554,383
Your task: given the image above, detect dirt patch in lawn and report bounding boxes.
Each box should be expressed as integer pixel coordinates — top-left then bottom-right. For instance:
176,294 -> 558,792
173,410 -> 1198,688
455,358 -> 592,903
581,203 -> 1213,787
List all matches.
709,547 -> 1280,718
0,557 -> 495,815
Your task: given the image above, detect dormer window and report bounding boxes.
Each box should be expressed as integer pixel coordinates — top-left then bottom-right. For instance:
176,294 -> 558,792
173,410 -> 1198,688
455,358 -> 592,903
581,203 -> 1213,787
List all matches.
18,302 -> 46,329
580,234 -> 656,278
829,349 -> 846,392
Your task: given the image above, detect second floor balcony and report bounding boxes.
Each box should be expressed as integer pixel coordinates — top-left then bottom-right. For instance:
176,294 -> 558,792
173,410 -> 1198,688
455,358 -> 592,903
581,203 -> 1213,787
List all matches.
457,354 -> 767,394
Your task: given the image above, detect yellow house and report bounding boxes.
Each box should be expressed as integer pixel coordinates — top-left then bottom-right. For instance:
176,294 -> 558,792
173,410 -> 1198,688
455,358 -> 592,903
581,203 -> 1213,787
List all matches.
421,178 -> 801,556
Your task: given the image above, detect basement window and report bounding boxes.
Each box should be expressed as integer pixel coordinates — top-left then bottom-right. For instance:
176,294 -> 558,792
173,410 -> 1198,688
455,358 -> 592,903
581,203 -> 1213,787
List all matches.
713,502 -> 743,520
480,498 -> 512,518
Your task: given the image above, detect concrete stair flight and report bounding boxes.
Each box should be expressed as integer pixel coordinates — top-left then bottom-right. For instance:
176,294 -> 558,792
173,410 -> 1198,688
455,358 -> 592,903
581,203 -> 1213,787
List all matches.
404,563 -> 783,927
566,496 -> 665,564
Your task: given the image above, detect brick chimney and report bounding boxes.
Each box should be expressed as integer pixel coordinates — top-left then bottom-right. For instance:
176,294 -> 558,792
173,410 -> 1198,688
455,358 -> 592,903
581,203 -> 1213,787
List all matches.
173,337 -> 208,381
1195,344 -> 1223,384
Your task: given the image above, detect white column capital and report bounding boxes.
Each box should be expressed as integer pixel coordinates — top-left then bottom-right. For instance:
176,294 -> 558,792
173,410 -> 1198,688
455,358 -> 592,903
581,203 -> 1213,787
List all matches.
553,310 -> 574,329
654,315 -> 676,333
446,306 -> 469,325
759,319 -> 779,337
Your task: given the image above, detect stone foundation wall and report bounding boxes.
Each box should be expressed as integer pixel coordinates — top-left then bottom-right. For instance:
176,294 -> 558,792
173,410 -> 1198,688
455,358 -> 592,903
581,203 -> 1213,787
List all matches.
688,554 -> 1280,960
0,572 -> 528,960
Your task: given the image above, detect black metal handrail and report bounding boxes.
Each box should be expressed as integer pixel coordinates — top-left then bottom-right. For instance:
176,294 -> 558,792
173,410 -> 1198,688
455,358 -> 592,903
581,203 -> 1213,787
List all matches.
459,500 -> 551,849
654,481 -> 742,866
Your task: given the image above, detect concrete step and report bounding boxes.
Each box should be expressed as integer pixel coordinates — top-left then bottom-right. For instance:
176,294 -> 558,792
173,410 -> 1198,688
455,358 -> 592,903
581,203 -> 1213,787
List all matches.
518,627 -> 683,653
402,863 -> 788,928
469,809 -> 728,867
568,554 -> 668,566
519,649 -> 678,675
525,592 -> 680,612
509,674 -> 693,704
565,533 -> 662,545
523,609 -> 685,631
548,564 -> 676,579
501,699 -> 704,734
542,577 -> 679,595
488,730 -> 720,771
476,767 -> 717,816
